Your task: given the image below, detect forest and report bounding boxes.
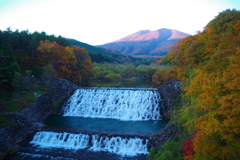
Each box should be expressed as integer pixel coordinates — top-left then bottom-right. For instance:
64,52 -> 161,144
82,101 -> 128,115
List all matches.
150,9 -> 240,160
0,29 -> 93,85
0,27 -> 171,129
67,38 -> 150,65
0,29 -> 97,129
1,8 -> 239,160
0,28 -> 168,88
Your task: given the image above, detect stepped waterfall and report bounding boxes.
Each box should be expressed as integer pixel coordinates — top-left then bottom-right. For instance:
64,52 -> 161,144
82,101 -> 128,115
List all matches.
62,88 -> 162,120
11,88 -> 164,160
30,131 -> 149,156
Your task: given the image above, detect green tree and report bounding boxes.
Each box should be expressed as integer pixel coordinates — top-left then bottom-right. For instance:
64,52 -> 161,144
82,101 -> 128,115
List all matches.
105,73 -> 122,81
121,65 -> 137,78
42,64 -> 57,79
11,71 -> 23,96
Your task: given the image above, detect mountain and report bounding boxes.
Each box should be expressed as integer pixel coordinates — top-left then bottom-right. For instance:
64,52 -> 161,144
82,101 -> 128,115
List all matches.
98,28 -> 190,59
67,38 -> 122,55
67,39 -> 146,64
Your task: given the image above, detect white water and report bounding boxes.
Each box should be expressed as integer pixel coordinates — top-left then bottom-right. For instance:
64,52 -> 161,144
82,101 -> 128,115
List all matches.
30,131 -> 90,150
90,135 -> 149,156
62,88 -> 161,120
30,131 -> 149,157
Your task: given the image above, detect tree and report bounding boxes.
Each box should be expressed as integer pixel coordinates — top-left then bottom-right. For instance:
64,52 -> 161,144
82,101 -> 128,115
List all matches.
105,73 -> 122,81
121,65 -> 137,78
72,45 -> 93,84
42,64 -> 57,79
152,9 -> 240,160
11,71 -> 23,96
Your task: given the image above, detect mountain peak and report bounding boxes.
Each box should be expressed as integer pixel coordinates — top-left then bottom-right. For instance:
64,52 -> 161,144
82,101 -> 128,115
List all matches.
112,28 -> 189,43
99,28 -> 190,58
136,30 -> 151,35
168,29 -> 190,40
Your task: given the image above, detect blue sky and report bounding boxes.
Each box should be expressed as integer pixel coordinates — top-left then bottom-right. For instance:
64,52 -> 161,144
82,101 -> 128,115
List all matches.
0,0 -> 239,45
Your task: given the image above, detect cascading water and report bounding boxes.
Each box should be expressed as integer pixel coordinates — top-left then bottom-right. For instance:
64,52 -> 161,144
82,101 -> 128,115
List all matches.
10,88 -> 164,160
30,131 -> 149,157
90,135 -> 149,156
31,131 -> 90,150
62,88 -> 162,120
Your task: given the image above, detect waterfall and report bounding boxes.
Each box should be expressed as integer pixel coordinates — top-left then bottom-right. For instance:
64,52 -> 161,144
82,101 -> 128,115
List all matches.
30,131 -> 90,150
10,88 -> 164,160
90,135 -> 149,156
62,88 -> 161,120
30,131 -> 149,157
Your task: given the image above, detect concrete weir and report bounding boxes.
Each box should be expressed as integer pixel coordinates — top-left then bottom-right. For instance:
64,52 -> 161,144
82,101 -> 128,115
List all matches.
2,79 -> 181,160
62,88 -> 162,121
28,87 -> 161,159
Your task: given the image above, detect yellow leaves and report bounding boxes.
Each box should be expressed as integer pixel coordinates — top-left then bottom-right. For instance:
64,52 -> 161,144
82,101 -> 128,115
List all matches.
233,20 -> 240,32
178,15 -> 240,159
60,66 -> 70,74
65,46 -> 77,65
162,10 -> 240,160
37,40 -> 56,53
190,74 -> 240,158
193,123 -> 240,159
36,41 -> 93,82
223,50 -> 240,91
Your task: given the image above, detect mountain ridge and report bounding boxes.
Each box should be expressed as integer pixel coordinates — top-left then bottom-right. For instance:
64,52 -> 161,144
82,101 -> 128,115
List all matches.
66,38 -> 145,64
98,28 -> 190,58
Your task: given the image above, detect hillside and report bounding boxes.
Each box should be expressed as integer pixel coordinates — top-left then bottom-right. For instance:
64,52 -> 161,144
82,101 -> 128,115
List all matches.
67,38 -> 122,55
67,38 -> 148,64
98,28 -> 190,59
150,9 -> 240,160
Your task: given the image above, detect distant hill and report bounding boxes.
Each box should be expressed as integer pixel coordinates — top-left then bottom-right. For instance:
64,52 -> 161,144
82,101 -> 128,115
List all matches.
67,38 -> 122,55
98,28 -> 190,58
67,39 -> 147,64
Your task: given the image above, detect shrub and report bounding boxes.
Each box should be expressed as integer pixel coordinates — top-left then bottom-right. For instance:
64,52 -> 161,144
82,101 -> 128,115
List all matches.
104,73 -> 121,81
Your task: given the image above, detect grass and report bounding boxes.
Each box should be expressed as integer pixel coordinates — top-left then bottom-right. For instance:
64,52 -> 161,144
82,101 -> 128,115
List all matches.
157,65 -> 174,70
0,84 -> 50,128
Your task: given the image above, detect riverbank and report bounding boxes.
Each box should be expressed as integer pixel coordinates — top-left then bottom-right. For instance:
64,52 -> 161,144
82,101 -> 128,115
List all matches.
0,79 -> 79,159
0,79 -> 181,159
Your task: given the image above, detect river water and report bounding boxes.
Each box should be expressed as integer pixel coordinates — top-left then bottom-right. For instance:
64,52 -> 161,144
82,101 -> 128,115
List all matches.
8,82 -> 166,160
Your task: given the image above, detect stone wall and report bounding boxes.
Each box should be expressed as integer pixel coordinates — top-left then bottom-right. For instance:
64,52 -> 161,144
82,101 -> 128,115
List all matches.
0,79 -> 183,157
149,123 -> 179,150
0,79 -> 79,156
157,80 -> 182,120
149,80 -> 182,149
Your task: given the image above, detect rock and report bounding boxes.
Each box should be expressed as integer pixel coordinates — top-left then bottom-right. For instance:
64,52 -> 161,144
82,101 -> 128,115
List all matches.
34,93 -> 41,97
0,79 -> 79,156
157,80 -> 182,120
149,123 -> 179,150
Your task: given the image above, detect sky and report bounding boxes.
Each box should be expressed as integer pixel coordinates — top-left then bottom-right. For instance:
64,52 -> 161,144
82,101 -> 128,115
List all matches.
0,0 -> 240,45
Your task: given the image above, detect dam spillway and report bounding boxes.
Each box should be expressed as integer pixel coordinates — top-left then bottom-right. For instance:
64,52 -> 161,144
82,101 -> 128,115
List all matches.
61,88 -> 162,120
10,88 -> 165,160
30,131 -> 149,157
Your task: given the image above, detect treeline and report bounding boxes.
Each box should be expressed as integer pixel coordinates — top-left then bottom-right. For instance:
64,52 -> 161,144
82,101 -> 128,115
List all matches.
0,28 -> 170,91
0,28 -> 93,88
67,38 -> 151,65
92,63 -> 161,81
150,9 -> 240,160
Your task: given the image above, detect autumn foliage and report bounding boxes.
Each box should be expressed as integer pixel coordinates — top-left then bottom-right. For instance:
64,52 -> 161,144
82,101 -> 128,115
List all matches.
37,40 -> 93,83
160,9 -> 240,160
182,139 -> 194,160
0,29 -> 93,86
152,66 -> 177,84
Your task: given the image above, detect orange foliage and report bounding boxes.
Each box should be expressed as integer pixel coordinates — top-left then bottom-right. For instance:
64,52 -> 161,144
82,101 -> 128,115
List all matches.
153,67 -> 177,84
37,41 -> 93,83
164,9 -> 240,160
